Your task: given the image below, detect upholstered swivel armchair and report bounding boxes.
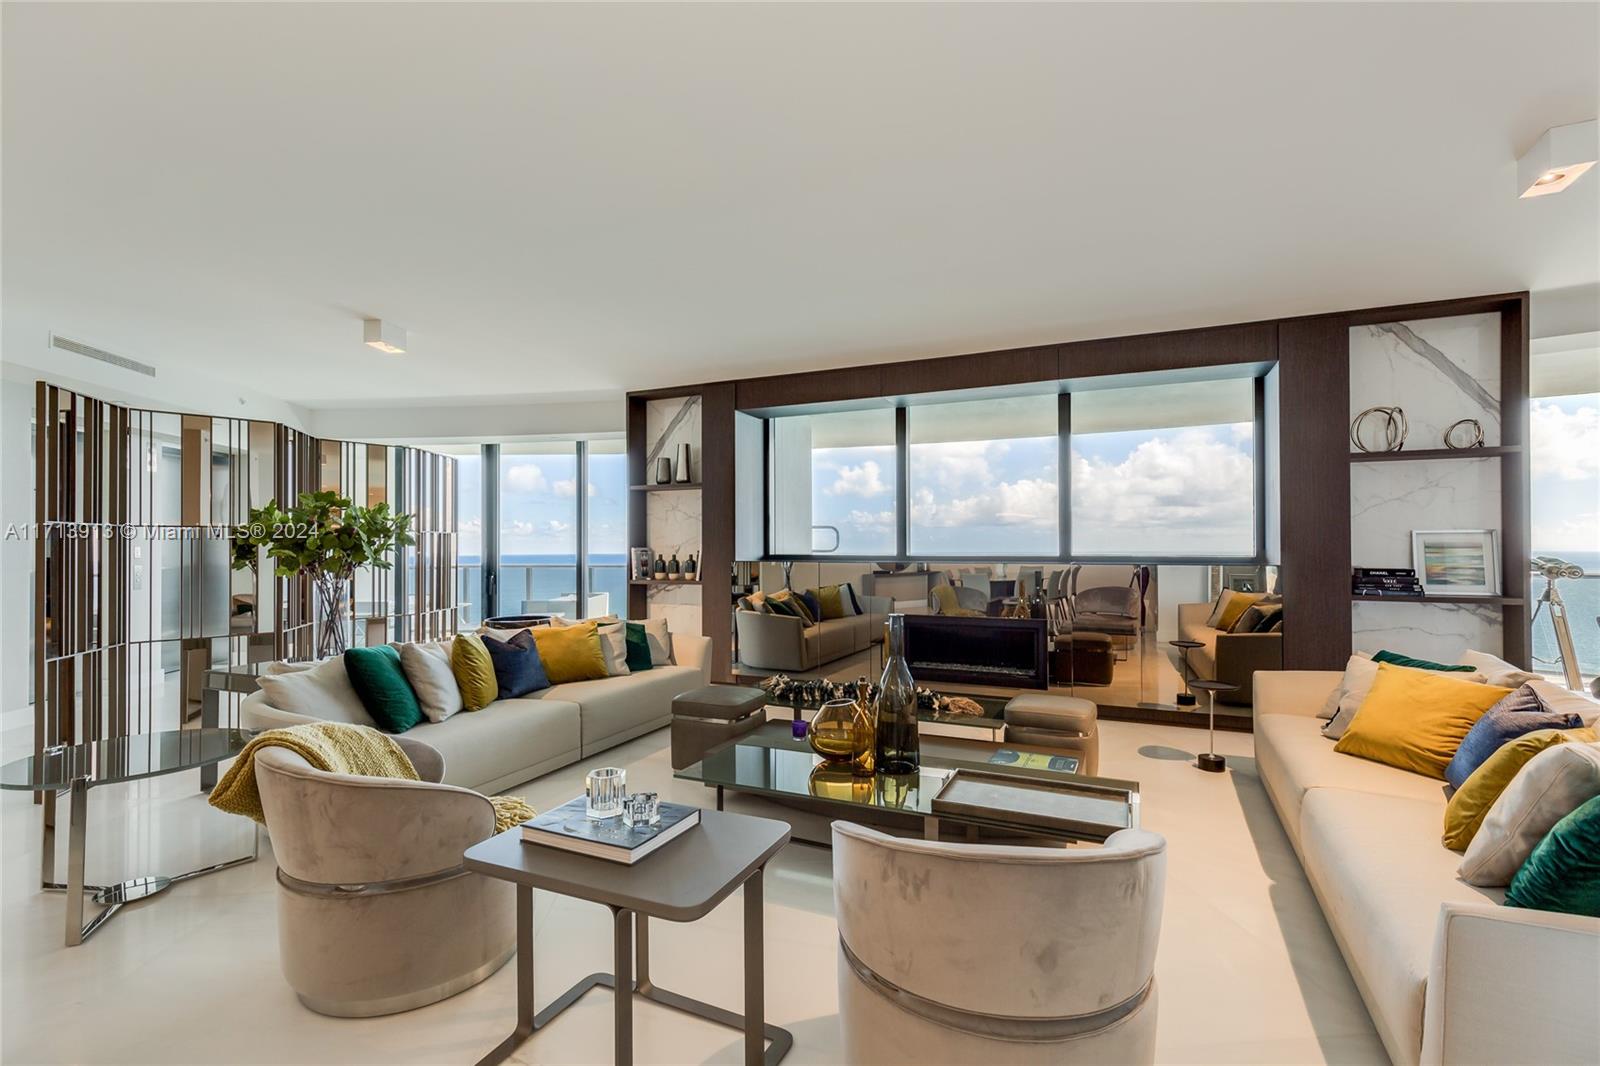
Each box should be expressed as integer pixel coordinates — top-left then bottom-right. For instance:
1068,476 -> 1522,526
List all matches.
833,821 -> 1167,1065
255,736 -> 515,1017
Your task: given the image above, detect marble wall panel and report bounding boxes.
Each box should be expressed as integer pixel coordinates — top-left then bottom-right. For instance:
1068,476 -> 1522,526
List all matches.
1349,313 -> 1500,450
1351,600 -> 1502,663
1350,457 -> 1501,569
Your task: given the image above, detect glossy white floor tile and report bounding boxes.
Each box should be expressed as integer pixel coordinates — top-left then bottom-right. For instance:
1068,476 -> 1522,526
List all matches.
0,720 -> 1385,1065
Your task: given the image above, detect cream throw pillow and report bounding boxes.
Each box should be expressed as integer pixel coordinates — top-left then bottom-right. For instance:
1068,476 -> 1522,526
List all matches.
255,656 -> 376,728
1317,652 -> 1372,721
399,640 -> 465,723
1528,679 -> 1600,727
595,623 -> 631,677
641,617 -> 673,666
1458,740 -> 1600,886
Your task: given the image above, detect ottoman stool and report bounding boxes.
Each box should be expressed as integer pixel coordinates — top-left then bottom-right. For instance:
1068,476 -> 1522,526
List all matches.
1050,631 -> 1115,687
670,685 -> 767,770
1003,693 -> 1100,776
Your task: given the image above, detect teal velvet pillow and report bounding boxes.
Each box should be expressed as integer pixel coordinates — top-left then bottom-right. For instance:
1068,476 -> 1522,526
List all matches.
343,645 -> 423,733
1505,794 -> 1600,917
1372,649 -> 1477,673
623,622 -> 653,672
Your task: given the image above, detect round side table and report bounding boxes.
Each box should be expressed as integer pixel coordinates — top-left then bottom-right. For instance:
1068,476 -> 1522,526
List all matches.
1169,640 -> 1204,706
1189,680 -> 1238,773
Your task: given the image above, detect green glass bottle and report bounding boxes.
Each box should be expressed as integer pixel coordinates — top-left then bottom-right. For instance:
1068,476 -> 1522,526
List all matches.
873,614 -> 919,775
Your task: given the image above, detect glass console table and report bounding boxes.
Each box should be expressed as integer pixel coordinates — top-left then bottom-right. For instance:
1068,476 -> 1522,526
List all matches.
0,729 -> 257,946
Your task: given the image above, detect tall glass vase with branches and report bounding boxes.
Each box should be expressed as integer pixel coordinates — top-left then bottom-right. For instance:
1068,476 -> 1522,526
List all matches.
232,490 -> 415,659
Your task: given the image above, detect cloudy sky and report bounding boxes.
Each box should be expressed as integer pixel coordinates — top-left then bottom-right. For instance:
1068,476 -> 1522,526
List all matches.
456,449 -> 628,561
1531,394 -> 1600,556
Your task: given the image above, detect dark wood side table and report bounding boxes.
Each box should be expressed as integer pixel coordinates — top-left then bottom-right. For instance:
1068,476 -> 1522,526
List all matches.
464,809 -> 794,1066
1169,639 -> 1205,706
1189,680 -> 1238,773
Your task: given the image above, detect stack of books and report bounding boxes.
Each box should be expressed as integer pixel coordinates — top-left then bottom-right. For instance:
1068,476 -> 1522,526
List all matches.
520,797 -> 701,864
1352,567 -> 1423,598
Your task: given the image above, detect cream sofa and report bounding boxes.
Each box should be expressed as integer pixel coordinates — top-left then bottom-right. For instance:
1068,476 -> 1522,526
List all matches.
1176,602 -> 1282,704
241,634 -> 711,794
735,595 -> 892,672
1254,671 -> 1600,1066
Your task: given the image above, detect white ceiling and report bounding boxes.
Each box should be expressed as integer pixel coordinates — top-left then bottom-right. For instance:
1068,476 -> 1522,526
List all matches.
4,3 -> 1597,413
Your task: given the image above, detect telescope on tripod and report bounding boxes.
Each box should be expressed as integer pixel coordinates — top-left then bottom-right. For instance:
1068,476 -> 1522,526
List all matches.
1530,556 -> 1595,694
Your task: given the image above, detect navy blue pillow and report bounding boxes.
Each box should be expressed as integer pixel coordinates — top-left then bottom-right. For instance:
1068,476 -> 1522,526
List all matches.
799,590 -> 823,624
483,629 -> 549,699
1444,684 -> 1583,790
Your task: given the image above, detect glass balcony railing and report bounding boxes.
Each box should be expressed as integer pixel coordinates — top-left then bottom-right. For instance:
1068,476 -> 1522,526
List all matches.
456,563 -> 627,625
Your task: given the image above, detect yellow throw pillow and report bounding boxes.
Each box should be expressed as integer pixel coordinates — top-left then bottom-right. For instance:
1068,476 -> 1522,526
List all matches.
450,633 -> 498,711
1442,727 -> 1596,851
814,584 -> 846,620
771,589 -> 815,625
529,621 -> 609,684
1333,664 -> 1511,779
1215,591 -> 1264,632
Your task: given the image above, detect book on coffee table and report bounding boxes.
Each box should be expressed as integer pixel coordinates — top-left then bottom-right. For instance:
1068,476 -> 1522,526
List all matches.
521,796 -> 701,864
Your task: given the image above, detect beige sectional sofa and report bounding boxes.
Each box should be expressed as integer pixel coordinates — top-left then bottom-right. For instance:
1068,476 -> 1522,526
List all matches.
1176,602 -> 1282,704
242,635 -> 711,794
735,594 -> 892,672
1254,671 -> 1600,1066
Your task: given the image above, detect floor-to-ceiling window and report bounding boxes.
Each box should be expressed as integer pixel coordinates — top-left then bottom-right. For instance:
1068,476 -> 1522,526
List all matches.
498,442 -> 580,617
448,446 -> 484,626
1529,338 -> 1599,681
768,408 -> 897,556
586,439 -> 628,617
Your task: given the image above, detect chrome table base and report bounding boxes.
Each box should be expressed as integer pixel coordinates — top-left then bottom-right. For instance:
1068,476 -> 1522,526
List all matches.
41,776 -> 259,946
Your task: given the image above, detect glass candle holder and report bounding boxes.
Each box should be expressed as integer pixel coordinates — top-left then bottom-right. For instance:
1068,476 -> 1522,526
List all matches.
585,767 -> 627,820
623,792 -> 660,827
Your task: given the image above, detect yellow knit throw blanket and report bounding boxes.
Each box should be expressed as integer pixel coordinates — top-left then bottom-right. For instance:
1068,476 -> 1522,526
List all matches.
209,723 -> 534,832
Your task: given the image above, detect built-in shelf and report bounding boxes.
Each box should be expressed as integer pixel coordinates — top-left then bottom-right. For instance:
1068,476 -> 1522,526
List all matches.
1351,593 -> 1524,606
1349,445 -> 1522,464
629,579 -> 703,587
629,483 -> 701,492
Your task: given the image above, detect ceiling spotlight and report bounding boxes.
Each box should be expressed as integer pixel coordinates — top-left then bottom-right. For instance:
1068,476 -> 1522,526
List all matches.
1517,119 -> 1598,198
363,318 -> 406,354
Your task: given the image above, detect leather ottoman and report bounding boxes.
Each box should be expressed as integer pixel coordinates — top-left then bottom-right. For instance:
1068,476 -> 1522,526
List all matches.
1003,693 -> 1100,776
670,685 -> 768,770
1050,631 -> 1116,686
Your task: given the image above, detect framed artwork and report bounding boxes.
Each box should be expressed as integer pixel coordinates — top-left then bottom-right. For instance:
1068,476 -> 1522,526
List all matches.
1411,529 -> 1500,597
629,547 -> 652,581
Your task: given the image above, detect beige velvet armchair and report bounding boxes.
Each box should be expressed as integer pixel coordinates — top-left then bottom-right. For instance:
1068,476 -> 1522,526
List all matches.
255,736 -> 515,1017
833,820 -> 1167,1065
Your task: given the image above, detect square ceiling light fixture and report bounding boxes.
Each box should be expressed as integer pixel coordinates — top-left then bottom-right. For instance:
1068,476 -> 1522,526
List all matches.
1518,119 -> 1598,198
363,318 -> 406,354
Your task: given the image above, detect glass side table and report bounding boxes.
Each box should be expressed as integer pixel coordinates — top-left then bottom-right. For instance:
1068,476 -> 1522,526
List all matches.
0,728 -> 257,946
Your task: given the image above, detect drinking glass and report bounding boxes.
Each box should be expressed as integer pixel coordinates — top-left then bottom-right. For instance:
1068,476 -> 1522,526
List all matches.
585,767 -> 626,820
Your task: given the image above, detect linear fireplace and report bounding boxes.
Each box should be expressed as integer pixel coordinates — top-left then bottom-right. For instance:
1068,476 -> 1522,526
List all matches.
901,615 -> 1049,690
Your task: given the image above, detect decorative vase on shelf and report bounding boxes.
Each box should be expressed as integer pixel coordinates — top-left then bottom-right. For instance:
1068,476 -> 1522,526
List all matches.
684,553 -> 697,581
653,553 -> 667,580
668,553 -> 680,579
873,614 -> 920,775
674,443 -> 693,483
656,458 -> 673,485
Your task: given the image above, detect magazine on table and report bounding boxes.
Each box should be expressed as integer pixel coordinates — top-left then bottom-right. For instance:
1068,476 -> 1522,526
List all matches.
521,796 -> 700,864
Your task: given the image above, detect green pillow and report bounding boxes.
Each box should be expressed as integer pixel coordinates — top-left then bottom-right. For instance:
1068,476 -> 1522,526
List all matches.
1505,795 -> 1600,917
1372,649 -> 1477,672
623,622 -> 653,672
451,633 -> 498,710
343,645 -> 423,733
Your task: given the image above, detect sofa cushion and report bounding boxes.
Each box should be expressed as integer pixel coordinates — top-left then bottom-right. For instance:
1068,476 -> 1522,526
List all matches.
594,622 -> 631,677
1333,665 -> 1509,779
1299,788 -> 1503,1063
451,634 -> 499,711
404,696 -> 581,792
1443,728 -> 1594,852
255,656 -> 377,728
398,640 -> 465,723
1460,740 -> 1600,887
623,622 -> 654,671
482,628 -> 550,699
529,665 -> 704,752
529,621 -> 609,684
1443,684 -> 1584,790
640,617 -> 674,665
1504,795 -> 1600,917
1255,714 -> 1449,842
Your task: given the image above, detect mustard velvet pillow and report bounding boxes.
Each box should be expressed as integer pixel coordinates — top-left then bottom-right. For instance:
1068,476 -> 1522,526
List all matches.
1333,664 -> 1511,779
1443,727 -> 1595,852
450,633 -> 498,711
814,584 -> 847,620
1215,591 -> 1264,632
529,621 -> 609,684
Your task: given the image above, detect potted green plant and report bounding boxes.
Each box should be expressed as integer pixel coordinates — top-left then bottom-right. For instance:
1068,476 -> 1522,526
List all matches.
232,490 -> 415,658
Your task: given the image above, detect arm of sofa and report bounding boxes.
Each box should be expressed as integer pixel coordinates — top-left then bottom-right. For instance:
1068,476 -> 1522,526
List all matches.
239,690 -> 317,732
1420,901 -> 1600,1066
1212,633 -> 1283,703
735,610 -> 809,672
858,594 -> 894,617
672,633 -> 713,683
1252,671 -> 1342,718
1176,602 -> 1212,639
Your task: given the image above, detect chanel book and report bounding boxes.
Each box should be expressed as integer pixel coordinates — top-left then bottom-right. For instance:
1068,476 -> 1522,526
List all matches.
520,797 -> 701,864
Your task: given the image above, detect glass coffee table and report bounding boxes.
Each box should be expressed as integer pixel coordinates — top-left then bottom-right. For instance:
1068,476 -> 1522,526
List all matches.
0,728 -> 258,945
675,722 -> 1139,845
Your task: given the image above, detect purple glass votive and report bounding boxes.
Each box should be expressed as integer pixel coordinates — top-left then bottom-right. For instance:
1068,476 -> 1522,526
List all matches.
791,715 -> 808,740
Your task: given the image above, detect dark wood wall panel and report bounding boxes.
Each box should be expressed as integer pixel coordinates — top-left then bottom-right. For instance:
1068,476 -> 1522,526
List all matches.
1277,318 -> 1353,670
1499,294 -> 1532,667
736,364 -> 885,412
1059,321 -> 1277,379
888,344 -> 1059,395
700,384 -> 737,682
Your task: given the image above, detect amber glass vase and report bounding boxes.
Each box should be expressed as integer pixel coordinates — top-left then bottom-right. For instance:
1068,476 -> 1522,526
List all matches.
873,614 -> 920,775
808,699 -> 860,762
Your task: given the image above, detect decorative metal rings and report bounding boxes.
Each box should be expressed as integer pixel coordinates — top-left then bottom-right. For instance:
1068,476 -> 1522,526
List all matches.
1350,405 -> 1408,453
1443,418 -> 1485,450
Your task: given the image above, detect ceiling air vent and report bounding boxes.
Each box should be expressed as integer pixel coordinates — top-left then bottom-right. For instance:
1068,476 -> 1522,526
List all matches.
50,334 -> 156,377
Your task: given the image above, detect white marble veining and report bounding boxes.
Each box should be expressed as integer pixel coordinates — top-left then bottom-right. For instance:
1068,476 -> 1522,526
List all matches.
1351,600 -> 1503,663
1350,457 -> 1501,568
1349,313 -> 1500,450
646,584 -> 703,636
646,490 -> 701,562
645,396 -> 702,484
